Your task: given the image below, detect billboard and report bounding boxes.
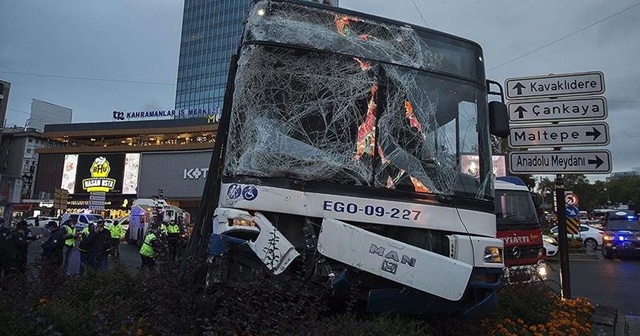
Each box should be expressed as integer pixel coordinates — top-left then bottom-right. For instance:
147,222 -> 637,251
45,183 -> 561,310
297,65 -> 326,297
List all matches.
137,151 -> 211,198
61,153 -> 140,195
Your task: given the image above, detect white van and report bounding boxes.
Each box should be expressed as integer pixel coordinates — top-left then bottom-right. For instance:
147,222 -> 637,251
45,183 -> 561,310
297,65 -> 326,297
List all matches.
60,213 -> 105,231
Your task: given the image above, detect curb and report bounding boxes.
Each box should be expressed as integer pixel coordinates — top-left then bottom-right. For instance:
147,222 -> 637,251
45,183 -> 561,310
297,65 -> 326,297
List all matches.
590,305 -> 628,336
591,305 -> 617,335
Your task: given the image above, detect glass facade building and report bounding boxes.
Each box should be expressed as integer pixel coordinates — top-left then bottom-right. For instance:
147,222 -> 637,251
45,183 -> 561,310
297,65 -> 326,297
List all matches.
175,0 -> 339,114
175,0 -> 252,113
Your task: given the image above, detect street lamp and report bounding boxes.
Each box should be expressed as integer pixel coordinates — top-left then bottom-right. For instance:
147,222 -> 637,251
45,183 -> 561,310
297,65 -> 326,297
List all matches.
604,188 -> 611,205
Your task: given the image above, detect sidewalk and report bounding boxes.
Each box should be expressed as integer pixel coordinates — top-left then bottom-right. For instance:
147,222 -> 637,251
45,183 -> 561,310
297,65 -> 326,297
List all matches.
590,305 -> 640,336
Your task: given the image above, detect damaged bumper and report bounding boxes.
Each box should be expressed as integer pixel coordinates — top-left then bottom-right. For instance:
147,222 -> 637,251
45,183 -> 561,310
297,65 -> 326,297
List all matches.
208,208 -> 502,314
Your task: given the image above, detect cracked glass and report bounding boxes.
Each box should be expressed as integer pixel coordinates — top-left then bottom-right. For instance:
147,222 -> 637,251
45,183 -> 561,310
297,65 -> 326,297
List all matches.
223,0 -> 493,200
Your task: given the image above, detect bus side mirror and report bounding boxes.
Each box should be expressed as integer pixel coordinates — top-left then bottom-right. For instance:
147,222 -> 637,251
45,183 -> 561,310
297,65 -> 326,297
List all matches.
489,101 -> 510,138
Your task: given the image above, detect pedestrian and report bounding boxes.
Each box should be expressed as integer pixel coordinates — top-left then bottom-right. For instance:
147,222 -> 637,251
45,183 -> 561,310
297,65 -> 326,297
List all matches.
166,220 -> 181,262
77,223 -> 95,274
107,220 -> 124,260
0,218 -> 11,279
88,220 -> 111,270
139,228 -> 160,269
61,219 -> 77,272
4,220 -> 42,277
41,221 -> 66,273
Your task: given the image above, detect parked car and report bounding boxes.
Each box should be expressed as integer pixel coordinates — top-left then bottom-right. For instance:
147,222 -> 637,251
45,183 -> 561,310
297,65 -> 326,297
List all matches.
61,213 -> 105,231
602,211 -> 640,259
549,224 -> 603,249
543,235 -> 558,257
25,216 -> 59,227
118,216 -> 129,232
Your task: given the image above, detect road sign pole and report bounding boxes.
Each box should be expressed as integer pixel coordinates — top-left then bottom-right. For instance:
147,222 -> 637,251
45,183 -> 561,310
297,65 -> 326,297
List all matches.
555,174 -> 572,299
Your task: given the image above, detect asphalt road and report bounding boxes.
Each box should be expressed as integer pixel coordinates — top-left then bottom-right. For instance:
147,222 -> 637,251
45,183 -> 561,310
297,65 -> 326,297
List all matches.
547,256 -> 640,315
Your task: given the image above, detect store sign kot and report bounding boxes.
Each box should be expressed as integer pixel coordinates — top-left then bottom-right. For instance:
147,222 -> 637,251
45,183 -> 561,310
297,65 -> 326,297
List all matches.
184,168 -> 209,180
112,108 -> 221,121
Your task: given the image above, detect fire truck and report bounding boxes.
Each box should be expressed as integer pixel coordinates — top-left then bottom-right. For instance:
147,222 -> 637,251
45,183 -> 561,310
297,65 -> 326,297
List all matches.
495,176 -> 546,282
196,0 -> 510,317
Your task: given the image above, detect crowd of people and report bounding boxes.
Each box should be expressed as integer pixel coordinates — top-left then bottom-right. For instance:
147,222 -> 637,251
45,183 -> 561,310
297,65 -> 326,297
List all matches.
0,215 -> 187,284
0,217 -> 128,284
139,220 -> 185,269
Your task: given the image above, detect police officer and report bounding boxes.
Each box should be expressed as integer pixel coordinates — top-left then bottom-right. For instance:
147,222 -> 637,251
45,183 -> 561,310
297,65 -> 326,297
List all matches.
89,220 -> 111,270
41,221 -> 66,270
5,220 -> 42,276
166,220 -> 181,262
77,223 -> 95,274
107,220 -> 124,259
139,229 -> 160,269
158,221 -> 168,236
61,219 -> 77,272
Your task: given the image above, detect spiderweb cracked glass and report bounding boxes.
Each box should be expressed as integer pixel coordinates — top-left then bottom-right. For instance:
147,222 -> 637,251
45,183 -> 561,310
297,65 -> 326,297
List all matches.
223,0 -> 488,197
224,45 -> 377,185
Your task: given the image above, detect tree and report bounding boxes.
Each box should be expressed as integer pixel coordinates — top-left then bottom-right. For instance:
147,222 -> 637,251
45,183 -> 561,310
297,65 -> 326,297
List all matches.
606,176 -> 640,211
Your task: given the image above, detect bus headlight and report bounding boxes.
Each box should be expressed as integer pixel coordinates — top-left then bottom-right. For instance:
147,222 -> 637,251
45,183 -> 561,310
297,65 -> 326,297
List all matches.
232,218 -> 256,227
537,263 -> 548,279
483,246 -> 503,264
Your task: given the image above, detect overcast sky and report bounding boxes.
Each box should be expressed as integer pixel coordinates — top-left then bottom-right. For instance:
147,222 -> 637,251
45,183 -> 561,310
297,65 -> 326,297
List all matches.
1,0 -> 639,179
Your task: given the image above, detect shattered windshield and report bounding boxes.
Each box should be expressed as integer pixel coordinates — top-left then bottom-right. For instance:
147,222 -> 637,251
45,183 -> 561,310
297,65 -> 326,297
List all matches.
223,0 -> 492,200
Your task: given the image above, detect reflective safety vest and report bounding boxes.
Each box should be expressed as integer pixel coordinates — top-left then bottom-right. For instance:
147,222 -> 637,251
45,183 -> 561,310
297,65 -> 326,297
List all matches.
139,233 -> 157,258
64,225 -> 75,247
167,224 -> 180,234
109,225 -> 124,239
159,224 -> 168,234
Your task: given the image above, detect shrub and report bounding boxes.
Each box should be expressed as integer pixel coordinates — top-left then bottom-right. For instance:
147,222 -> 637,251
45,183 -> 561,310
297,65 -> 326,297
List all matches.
482,282 -> 594,336
0,259 -> 593,336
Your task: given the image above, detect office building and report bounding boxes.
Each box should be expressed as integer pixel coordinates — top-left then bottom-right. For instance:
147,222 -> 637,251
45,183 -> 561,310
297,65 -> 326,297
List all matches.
0,80 -> 11,146
175,0 -> 252,114
28,99 -> 73,132
175,0 -> 338,113
35,117 -> 216,218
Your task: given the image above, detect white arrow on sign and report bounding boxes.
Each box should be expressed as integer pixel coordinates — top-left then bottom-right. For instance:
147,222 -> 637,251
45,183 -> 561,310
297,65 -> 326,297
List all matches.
508,150 -> 612,174
505,71 -> 605,99
508,96 -> 607,123
509,122 -> 609,148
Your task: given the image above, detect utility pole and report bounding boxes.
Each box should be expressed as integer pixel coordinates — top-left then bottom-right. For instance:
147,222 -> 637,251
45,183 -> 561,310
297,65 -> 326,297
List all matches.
555,174 -> 571,299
